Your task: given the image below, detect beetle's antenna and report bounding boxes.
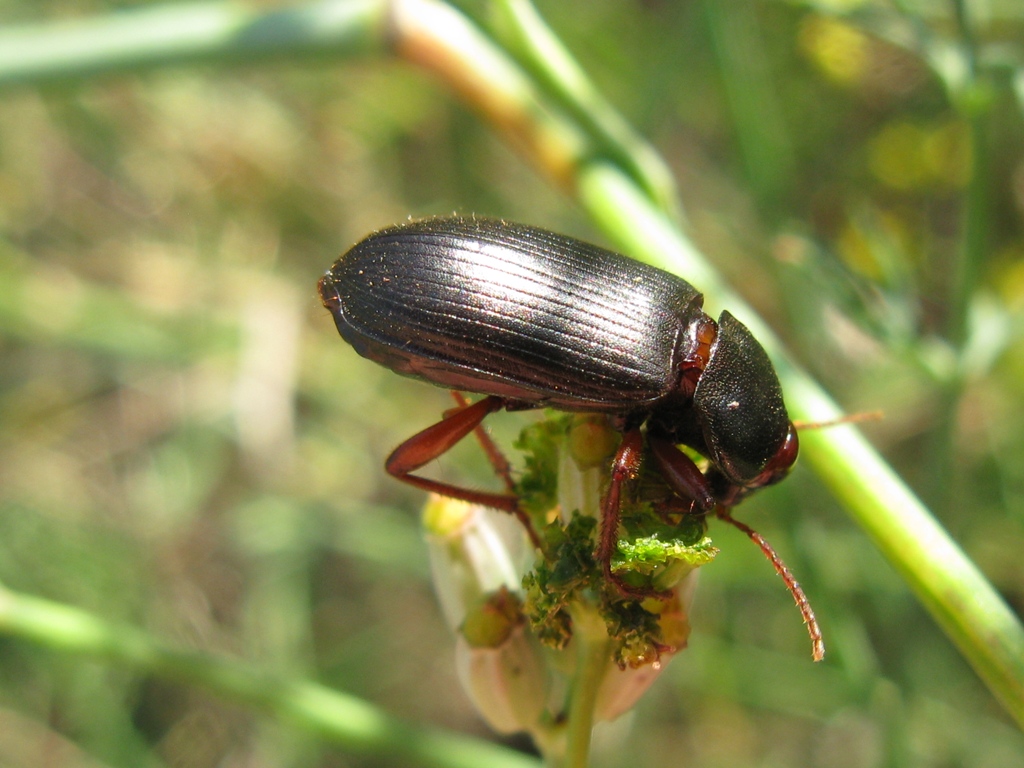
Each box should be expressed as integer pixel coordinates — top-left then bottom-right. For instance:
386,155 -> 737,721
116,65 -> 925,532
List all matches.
716,508 -> 825,662
793,410 -> 883,432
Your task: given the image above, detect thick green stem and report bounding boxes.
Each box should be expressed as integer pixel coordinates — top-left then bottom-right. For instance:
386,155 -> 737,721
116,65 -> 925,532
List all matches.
486,0 -> 681,218
576,162 -> 1024,728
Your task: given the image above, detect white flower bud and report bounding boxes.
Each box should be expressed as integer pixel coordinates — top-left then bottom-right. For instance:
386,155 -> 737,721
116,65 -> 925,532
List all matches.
422,495 -> 532,630
455,589 -> 550,734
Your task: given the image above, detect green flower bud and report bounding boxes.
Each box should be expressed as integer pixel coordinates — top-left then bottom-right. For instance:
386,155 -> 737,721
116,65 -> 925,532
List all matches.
567,415 -> 618,469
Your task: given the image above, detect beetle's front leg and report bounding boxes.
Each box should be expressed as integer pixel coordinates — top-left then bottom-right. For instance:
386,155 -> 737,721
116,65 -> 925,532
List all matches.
647,435 -> 716,514
594,429 -> 665,598
386,395 -> 542,549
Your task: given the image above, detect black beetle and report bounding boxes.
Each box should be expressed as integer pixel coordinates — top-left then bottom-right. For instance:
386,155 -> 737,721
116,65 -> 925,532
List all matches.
319,216 -> 820,659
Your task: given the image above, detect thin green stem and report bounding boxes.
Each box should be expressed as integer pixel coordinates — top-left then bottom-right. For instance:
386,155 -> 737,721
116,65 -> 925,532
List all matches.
485,0 -> 681,218
0,0 -> 385,86
702,0 -> 794,215
929,100 -> 991,512
0,582 -> 540,768
951,102 -> 991,347
927,0 -> 993,514
952,0 -> 979,78
562,608 -> 611,768
548,424 -> 616,768
945,0 -> 990,349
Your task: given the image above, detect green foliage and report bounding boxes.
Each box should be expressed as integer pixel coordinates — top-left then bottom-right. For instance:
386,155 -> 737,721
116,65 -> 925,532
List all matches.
515,413 -> 716,672
523,514 -> 595,650
612,534 -> 718,591
514,414 -> 568,520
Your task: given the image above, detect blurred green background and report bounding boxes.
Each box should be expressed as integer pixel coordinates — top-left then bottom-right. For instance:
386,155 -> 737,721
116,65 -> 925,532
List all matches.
1,0 -> 1023,766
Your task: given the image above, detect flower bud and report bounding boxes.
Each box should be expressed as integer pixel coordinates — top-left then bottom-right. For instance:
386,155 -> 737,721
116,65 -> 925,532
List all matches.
567,415 -> 619,469
455,589 -> 550,734
594,570 -> 699,721
422,494 -> 532,630
556,415 -> 618,527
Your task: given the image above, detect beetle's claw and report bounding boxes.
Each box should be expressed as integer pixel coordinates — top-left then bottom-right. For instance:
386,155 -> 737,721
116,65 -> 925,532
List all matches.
604,560 -> 673,601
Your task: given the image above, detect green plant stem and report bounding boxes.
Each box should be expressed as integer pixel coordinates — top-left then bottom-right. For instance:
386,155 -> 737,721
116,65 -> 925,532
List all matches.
387,0 -> 590,192
702,0 -> 794,215
561,609 -> 611,768
0,0 -> 385,85
0,582 -> 540,768
927,93 -> 991,513
926,1 -> 993,513
485,0 -> 681,219
576,161 -> 1024,728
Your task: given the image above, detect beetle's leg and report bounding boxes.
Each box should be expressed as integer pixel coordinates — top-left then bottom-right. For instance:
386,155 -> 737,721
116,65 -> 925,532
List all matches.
595,429 -> 667,598
652,496 -> 698,525
449,391 -> 516,494
646,435 -> 716,513
386,395 -> 542,549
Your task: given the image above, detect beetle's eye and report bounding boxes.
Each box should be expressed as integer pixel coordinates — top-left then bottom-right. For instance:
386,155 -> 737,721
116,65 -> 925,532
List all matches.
693,312 -> 792,486
749,423 -> 798,488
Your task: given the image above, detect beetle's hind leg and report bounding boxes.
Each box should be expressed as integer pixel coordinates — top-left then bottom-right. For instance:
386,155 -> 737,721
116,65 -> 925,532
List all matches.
448,391 -> 516,494
385,394 -> 542,549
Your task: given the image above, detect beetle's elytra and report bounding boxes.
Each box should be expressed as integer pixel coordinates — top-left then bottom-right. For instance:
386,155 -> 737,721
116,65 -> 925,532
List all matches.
319,216 -> 820,660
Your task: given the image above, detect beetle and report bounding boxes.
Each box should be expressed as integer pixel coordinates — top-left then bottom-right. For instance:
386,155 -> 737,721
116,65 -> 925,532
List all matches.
319,216 -> 821,660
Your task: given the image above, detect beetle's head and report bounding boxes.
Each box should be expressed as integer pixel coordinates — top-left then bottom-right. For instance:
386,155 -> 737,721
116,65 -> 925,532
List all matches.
693,311 -> 798,500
